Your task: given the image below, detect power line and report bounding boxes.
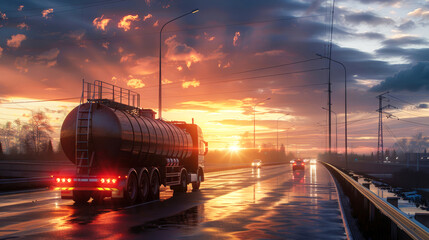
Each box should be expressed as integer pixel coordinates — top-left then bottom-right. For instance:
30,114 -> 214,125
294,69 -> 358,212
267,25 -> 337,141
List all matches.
165,14 -> 327,33
387,94 -> 414,106
147,67 -> 329,90
141,82 -> 328,100
397,118 -> 429,127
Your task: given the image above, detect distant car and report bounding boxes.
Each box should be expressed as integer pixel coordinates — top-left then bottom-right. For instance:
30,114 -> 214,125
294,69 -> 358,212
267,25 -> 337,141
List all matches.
293,159 -> 305,171
310,159 -> 317,164
252,159 -> 262,168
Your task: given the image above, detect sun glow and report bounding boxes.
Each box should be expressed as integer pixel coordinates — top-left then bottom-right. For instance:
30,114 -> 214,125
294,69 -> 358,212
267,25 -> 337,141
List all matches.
228,145 -> 240,152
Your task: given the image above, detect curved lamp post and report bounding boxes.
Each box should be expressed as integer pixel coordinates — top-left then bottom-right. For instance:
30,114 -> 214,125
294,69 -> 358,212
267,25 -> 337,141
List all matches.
158,9 -> 199,119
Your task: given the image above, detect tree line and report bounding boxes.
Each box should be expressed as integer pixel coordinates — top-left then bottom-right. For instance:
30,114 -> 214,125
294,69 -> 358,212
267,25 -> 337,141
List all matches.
0,111 -> 57,159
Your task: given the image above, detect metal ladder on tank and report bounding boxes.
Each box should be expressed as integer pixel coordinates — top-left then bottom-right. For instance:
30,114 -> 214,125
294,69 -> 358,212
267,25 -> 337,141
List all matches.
75,86 -> 95,176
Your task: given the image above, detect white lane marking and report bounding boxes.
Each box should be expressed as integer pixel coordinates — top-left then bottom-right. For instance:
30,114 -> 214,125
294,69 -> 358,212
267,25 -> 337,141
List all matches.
123,199 -> 160,209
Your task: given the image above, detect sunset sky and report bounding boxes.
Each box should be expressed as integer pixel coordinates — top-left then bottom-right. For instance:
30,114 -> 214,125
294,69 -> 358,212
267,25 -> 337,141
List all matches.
1,0 -> 429,156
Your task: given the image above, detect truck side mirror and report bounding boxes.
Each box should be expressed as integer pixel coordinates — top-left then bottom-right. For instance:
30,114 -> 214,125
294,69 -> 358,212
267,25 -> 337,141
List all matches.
204,141 -> 208,155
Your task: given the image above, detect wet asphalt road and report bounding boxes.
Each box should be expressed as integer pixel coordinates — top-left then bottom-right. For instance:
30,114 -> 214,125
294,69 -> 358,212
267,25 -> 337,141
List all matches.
0,163 -> 347,239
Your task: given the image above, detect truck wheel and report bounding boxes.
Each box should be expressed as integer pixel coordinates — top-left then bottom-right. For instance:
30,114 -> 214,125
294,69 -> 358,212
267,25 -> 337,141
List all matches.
180,171 -> 188,192
92,193 -> 104,204
139,171 -> 150,202
150,171 -> 160,200
192,172 -> 202,191
73,191 -> 90,204
125,172 -> 138,204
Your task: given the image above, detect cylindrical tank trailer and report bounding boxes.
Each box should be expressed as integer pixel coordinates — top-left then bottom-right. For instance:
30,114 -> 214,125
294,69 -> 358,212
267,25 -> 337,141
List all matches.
55,81 -> 207,204
60,103 -> 194,168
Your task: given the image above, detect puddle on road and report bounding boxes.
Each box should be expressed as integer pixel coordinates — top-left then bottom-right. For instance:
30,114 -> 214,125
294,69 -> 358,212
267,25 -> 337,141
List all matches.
129,205 -> 204,234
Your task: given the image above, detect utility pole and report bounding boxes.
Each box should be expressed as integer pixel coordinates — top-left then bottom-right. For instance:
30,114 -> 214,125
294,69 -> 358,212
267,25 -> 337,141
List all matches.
376,92 -> 396,163
327,0 -> 336,160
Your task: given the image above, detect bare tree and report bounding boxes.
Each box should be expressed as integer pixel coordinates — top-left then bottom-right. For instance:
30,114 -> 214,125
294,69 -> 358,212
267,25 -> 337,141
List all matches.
0,121 -> 16,153
394,132 -> 429,153
26,111 -> 54,154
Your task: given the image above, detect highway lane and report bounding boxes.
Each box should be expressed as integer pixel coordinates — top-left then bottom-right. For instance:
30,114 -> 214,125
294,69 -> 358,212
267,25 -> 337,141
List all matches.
0,163 -> 347,239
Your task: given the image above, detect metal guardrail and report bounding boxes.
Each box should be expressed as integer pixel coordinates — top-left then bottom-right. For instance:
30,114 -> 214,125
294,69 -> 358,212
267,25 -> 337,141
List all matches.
324,162 -> 429,240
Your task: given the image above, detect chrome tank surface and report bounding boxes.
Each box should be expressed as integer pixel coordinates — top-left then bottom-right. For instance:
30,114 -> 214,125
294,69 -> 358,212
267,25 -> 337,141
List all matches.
60,103 -> 193,168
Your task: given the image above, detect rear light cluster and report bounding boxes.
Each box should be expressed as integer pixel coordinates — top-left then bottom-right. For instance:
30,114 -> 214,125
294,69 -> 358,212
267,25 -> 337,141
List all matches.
100,178 -> 117,184
56,177 -> 73,183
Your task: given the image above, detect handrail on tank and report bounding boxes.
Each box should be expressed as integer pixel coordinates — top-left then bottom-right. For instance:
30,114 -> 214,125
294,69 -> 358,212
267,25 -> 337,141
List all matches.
81,80 -> 140,108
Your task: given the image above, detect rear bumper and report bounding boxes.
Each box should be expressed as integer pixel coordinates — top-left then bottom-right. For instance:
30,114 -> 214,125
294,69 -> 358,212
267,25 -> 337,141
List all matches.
54,186 -> 124,199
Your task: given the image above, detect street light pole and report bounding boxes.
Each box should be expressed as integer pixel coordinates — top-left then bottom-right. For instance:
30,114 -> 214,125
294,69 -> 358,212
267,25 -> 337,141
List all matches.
158,9 -> 199,119
322,107 -> 337,154
253,97 -> 271,150
317,53 -> 347,168
276,114 -> 289,151
285,125 -> 294,155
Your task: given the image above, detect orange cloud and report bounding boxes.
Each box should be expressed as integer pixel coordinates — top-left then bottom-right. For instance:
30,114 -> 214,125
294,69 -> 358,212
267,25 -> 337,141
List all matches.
102,42 -> 109,49
17,22 -> 29,30
182,79 -> 200,88
127,77 -> 145,88
14,55 -> 29,72
162,78 -> 172,85
42,8 -> 53,19
0,46 -> 3,57
153,20 -> 159,27
37,48 -> 60,67
120,53 -> 135,63
93,15 -> 111,31
7,34 -> 26,48
143,14 -> 152,21
118,15 -> 139,31
204,32 -> 215,41
165,35 -> 202,68
408,8 -> 429,17
177,66 -> 183,71
18,5 -> 24,11
128,57 -> 158,75
233,32 -> 240,46
255,50 -> 285,56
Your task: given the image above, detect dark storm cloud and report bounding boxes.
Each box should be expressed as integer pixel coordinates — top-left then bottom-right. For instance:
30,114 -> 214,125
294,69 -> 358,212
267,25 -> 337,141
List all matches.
397,20 -> 416,31
382,36 -> 428,47
376,47 -> 429,62
345,12 -> 394,26
370,62 -> 429,92
357,32 -> 385,40
357,0 -> 400,4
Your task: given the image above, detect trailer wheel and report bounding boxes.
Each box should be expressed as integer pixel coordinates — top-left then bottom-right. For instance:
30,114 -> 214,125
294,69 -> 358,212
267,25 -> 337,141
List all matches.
125,172 -> 138,204
138,170 -> 150,202
192,171 -> 202,191
73,191 -> 90,204
150,170 -> 160,200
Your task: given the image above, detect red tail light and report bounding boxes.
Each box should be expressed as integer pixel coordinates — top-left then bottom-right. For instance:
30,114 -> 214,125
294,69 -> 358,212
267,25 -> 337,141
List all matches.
67,178 -> 72,183
112,179 -> 117,184
100,178 -> 105,183
61,178 -> 66,183
293,163 -> 296,166
56,178 -> 60,183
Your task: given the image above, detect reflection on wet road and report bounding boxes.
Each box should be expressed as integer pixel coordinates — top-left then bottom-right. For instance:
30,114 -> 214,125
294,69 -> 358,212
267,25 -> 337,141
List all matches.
0,163 -> 346,239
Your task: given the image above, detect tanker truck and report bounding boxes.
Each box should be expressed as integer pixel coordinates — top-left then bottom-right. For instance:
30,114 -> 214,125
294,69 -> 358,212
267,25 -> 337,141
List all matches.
53,80 -> 208,204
